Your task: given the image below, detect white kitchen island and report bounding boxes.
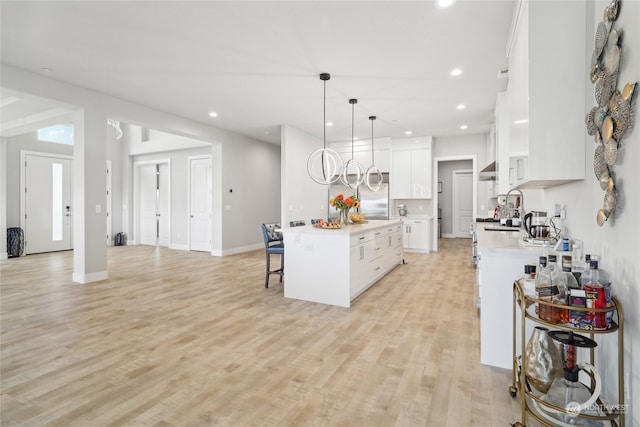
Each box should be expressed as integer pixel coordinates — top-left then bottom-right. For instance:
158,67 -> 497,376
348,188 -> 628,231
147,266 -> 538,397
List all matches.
281,220 -> 404,307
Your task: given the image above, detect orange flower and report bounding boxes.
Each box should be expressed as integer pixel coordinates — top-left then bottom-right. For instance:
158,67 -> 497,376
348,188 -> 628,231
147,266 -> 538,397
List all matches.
345,197 -> 353,207
330,198 -> 335,207
337,194 -> 344,201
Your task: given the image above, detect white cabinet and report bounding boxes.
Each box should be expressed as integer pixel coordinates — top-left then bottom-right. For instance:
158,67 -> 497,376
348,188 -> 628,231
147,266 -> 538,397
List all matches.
402,218 -> 430,253
350,223 -> 403,299
505,0 -> 586,189
391,139 -> 432,199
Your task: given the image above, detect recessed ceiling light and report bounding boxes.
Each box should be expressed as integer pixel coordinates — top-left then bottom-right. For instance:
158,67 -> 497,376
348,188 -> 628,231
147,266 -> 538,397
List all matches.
41,67 -> 53,73
436,0 -> 456,8
513,119 -> 528,124
456,104 -> 466,110
450,68 -> 463,77
208,112 -> 218,118
460,125 -> 468,130
405,130 -> 412,135
265,131 -> 270,135
326,122 -> 333,127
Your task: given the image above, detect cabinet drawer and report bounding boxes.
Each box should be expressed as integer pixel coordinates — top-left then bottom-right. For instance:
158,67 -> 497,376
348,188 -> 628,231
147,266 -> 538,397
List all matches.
350,231 -> 370,247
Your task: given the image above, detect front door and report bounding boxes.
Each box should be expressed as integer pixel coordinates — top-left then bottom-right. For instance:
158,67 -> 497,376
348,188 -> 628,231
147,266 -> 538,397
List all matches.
24,153 -> 73,254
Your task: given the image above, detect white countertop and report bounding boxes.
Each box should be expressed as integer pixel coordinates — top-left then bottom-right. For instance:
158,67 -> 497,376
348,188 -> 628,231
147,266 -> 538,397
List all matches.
476,226 -> 547,255
280,219 -> 402,235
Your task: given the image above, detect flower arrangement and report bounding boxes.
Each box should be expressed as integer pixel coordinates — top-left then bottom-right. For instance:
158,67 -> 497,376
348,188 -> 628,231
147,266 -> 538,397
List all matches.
330,194 -> 360,212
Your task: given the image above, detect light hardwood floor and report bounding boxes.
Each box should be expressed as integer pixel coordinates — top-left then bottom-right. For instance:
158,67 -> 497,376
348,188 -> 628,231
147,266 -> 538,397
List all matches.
1,238 -> 520,426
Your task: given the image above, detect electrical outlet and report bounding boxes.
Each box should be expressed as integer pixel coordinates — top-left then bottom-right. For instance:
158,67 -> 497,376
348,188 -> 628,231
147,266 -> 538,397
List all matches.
560,206 -> 567,220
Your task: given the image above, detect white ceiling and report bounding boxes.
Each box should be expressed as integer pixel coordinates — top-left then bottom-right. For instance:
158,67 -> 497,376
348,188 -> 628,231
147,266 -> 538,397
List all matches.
0,1 -> 515,145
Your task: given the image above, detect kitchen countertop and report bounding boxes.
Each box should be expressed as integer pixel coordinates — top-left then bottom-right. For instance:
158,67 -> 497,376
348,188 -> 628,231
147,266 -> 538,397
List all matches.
281,219 -> 402,235
476,226 -> 547,255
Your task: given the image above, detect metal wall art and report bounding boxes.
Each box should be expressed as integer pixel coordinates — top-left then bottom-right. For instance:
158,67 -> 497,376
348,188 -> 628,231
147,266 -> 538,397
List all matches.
586,0 -> 637,226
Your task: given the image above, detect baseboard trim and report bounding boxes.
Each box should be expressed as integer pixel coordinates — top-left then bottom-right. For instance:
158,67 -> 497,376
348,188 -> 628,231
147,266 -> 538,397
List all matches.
211,243 -> 262,257
169,243 -> 189,251
72,270 -> 109,284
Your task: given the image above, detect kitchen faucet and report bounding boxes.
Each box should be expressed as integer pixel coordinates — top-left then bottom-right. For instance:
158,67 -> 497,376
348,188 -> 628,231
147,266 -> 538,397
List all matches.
505,188 -> 525,220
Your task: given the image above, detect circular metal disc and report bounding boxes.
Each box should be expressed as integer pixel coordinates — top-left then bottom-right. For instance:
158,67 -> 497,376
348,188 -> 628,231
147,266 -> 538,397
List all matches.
604,138 -> 618,166
549,330 -> 598,348
603,188 -> 617,217
595,22 -> 608,56
601,115 -> 614,142
585,107 -> 598,135
595,72 -> 613,106
622,82 -> 636,101
604,44 -> 621,75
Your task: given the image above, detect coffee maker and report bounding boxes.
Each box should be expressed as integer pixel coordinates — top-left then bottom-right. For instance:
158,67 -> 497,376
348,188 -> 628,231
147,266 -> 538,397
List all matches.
523,211 -> 550,240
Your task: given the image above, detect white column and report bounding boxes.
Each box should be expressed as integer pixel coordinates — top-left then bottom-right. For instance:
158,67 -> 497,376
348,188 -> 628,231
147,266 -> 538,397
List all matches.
72,108 -> 108,283
0,138 -> 7,259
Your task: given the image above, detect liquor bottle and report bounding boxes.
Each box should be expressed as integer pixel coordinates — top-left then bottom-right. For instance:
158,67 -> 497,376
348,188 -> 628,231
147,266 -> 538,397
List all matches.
581,260 -> 611,329
534,256 -> 547,316
536,255 -> 566,323
556,255 -> 577,324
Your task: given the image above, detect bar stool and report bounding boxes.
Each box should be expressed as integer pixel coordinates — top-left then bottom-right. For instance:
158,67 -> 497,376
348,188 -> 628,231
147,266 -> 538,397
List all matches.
261,223 -> 284,288
310,218 -> 323,225
289,220 -> 306,227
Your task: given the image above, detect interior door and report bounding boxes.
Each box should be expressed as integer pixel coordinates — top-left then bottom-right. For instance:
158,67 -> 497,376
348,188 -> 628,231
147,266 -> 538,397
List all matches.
189,157 -> 212,252
157,163 -> 170,247
24,154 -> 73,254
452,170 -> 473,238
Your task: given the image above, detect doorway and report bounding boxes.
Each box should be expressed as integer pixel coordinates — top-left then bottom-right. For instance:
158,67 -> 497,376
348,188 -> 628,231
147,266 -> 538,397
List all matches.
20,151 -> 73,254
134,160 -> 171,247
432,155 -> 477,251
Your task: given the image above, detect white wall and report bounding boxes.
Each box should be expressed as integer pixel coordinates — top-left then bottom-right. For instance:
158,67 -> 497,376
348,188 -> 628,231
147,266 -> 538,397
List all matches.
281,125 -> 329,227
542,2 -> 639,421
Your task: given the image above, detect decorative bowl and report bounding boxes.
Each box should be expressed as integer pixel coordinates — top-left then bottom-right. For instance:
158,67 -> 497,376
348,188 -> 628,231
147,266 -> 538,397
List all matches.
349,213 -> 367,223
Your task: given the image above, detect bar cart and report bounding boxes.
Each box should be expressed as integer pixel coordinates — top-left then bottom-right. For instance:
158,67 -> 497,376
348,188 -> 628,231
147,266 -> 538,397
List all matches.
511,279 -> 625,426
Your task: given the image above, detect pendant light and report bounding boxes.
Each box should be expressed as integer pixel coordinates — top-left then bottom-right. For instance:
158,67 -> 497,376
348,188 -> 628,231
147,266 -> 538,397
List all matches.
307,73 -> 343,185
340,98 -> 365,189
365,115 -> 383,191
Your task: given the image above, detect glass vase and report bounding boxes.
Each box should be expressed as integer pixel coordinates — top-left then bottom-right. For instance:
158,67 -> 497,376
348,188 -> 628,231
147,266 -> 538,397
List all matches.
339,209 -> 351,226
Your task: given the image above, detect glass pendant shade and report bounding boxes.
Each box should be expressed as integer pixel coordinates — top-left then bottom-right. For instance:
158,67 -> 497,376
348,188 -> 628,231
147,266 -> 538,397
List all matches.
340,98 -> 365,189
365,115 -> 383,191
307,73 -> 343,185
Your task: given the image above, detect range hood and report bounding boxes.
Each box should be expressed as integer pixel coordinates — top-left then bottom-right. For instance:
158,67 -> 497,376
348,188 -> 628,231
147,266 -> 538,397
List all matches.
479,161 -> 497,181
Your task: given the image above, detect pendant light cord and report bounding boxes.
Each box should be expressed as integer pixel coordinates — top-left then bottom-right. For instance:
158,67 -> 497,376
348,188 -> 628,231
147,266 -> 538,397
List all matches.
370,116 -> 375,164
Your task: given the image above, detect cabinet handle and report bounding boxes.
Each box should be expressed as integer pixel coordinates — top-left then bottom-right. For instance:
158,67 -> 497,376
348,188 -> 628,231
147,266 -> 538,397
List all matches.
375,267 -> 381,271
375,232 -> 381,236
359,236 -> 365,240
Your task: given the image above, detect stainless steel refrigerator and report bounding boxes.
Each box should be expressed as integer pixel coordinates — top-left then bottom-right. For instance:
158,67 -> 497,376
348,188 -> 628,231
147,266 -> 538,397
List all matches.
328,173 -> 389,220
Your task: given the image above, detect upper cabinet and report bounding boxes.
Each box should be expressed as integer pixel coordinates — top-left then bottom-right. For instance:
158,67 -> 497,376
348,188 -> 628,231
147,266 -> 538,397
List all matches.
390,137 -> 433,199
506,0 -> 586,189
